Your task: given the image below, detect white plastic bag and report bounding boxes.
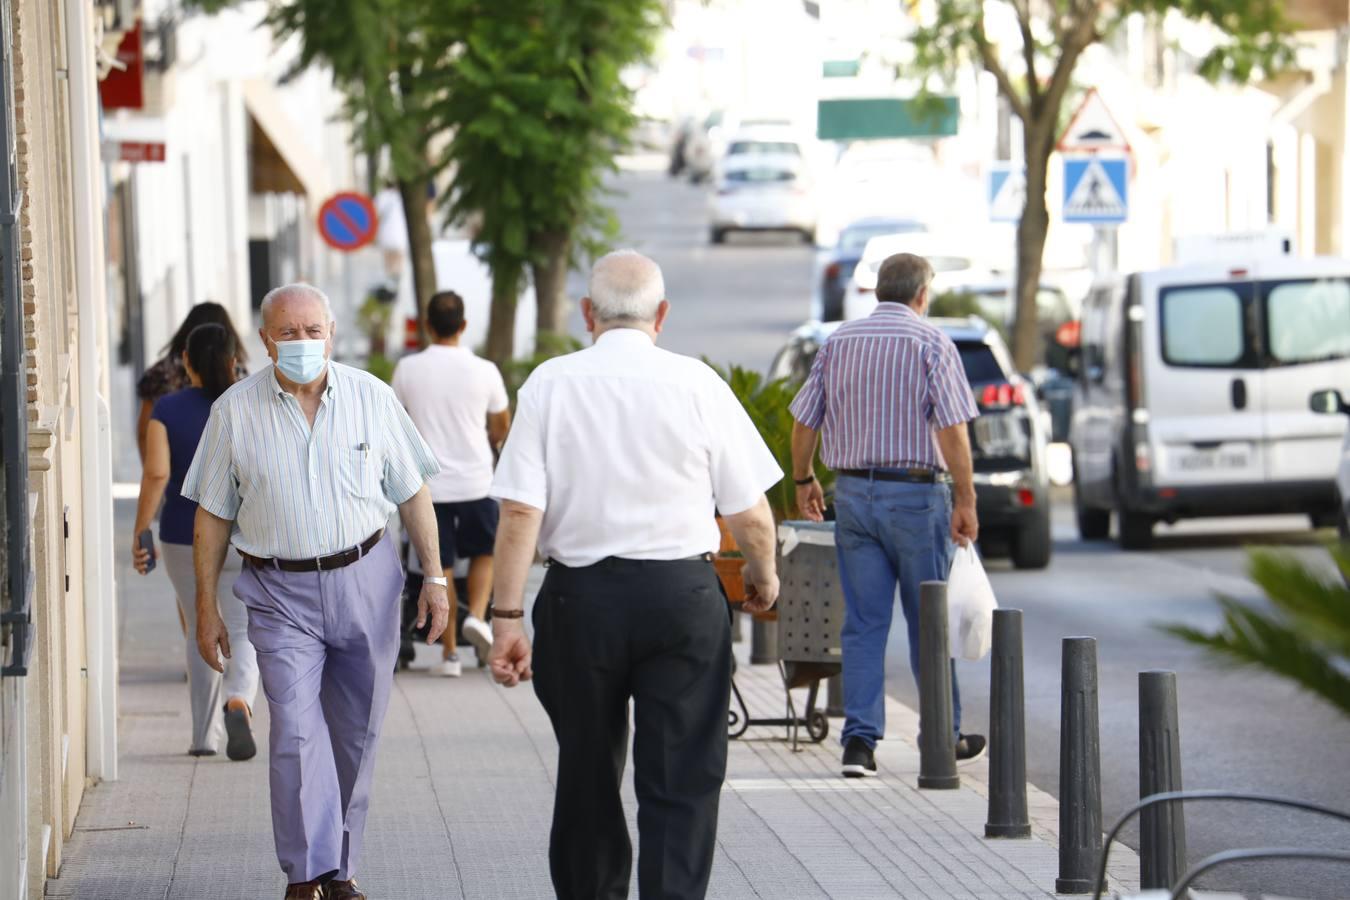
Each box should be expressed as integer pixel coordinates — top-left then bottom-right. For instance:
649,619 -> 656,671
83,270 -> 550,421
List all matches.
947,544 -> 997,661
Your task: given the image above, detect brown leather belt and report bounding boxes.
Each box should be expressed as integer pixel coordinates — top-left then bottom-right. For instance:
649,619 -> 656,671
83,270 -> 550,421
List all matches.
240,529 -> 384,573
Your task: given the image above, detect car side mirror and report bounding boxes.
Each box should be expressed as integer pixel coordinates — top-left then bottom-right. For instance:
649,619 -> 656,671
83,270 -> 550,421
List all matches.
1310,389 -> 1348,415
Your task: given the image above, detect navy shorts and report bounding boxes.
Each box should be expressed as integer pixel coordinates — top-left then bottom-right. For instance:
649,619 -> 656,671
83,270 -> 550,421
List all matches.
433,498 -> 500,565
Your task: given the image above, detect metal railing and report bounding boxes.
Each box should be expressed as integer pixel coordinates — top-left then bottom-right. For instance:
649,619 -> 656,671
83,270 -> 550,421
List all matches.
1090,790 -> 1350,900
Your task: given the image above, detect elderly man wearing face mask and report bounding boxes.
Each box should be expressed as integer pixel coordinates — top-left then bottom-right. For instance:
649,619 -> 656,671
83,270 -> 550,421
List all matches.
182,283 -> 449,900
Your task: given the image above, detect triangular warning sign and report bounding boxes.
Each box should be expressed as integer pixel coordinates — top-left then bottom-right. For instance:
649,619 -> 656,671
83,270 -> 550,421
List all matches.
1057,88 -> 1130,154
989,170 -> 1025,221
1064,159 -> 1125,219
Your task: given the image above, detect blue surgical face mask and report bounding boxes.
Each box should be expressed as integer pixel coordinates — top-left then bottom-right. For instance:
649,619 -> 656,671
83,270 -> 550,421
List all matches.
269,336 -> 329,385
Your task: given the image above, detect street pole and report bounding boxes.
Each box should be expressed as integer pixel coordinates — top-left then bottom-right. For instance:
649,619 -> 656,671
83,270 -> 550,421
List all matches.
1057,637 -> 1102,894
918,581 -> 959,790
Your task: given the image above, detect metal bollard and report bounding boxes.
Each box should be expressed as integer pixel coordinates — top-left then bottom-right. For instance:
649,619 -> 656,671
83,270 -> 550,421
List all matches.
917,581 -> 959,790
750,615 -> 778,664
1139,670 -> 1186,890
986,609 -> 1030,838
826,673 -> 844,718
1057,637 -> 1102,894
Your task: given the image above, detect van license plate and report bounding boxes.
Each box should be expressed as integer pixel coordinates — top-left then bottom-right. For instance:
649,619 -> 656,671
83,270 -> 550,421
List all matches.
1174,445 -> 1253,472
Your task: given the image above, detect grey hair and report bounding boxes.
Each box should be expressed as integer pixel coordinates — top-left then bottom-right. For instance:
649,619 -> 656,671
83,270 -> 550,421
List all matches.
260,283 -> 333,326
875,253 -> 934,306
587,250 -> 665,323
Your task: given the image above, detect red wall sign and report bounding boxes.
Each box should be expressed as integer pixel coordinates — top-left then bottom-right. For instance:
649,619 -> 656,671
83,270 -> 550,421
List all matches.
99,24 -> 145,111
115,141 -> 166,163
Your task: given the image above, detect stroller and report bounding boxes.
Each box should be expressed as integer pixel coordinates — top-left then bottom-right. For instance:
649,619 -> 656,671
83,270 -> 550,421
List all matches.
396,539 -> 487,670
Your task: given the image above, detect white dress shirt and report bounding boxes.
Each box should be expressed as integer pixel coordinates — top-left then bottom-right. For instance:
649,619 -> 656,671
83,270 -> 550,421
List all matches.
490,328 -> 782,567
182,362 -> 440,559
393,345 -> 508,503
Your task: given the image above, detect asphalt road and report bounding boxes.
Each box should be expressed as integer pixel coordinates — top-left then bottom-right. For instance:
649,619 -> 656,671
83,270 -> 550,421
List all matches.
600,165 -> 1350,899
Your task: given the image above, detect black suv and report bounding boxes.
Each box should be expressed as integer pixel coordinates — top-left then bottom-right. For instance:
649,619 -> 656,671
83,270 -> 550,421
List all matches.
769,316 -> 1053,569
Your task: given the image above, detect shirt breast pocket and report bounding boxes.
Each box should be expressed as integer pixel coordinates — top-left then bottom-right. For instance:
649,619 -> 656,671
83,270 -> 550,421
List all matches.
339,447 -> 380,499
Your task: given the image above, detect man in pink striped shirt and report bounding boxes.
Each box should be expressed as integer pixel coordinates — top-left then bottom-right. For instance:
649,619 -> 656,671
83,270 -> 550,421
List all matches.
789,252 -> 983,779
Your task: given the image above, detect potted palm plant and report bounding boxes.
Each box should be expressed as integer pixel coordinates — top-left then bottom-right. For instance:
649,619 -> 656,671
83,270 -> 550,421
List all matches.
709,363 -> 834,601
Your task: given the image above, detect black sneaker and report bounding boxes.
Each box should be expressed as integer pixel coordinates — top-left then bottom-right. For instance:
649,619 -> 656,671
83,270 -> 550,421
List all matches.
956,733 -> 987,764
841,737 -> 877,778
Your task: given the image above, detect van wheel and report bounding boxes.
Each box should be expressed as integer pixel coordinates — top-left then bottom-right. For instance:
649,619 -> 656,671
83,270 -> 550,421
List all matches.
710,227 -> 727,245
1310,511 -> 1339,530
1074,477 -> 1111,540
1011,512 -> 1053,569
1118,509 -> 1154,550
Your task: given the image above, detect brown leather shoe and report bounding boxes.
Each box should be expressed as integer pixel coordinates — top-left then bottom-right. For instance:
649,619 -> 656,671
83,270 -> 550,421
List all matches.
326,880 -> 365,900
283,881 -> 325,899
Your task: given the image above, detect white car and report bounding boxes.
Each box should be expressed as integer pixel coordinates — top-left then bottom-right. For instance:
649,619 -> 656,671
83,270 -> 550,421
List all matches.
841,232 -> 986,320
709,153 -> 816,244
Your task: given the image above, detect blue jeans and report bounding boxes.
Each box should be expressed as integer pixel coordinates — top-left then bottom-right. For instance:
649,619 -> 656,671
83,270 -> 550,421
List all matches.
834,476 -> 961,749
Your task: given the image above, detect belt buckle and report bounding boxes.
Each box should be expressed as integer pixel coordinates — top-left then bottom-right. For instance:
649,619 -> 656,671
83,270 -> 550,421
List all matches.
315,553 -> 327,572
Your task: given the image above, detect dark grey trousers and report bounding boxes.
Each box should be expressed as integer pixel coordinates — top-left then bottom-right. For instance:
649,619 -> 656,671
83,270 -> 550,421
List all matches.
531,558 -> 732,900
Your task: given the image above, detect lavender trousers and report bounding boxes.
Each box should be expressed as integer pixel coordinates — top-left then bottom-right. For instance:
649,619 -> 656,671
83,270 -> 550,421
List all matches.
232,534 -> 403,884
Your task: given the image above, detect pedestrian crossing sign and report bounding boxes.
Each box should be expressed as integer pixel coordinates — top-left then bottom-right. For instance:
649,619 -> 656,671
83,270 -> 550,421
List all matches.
1062,156 -> 1128,224
988,164 -> 1025,223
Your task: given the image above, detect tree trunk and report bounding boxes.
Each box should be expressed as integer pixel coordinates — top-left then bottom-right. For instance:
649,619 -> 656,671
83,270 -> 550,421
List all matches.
485,262 -> 522,365
397,175 -> 437,348
530,229 -> 571,336
1011,123 -> 1055,374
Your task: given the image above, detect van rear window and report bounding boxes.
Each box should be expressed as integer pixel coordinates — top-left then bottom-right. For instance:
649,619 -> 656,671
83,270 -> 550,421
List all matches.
1161,286 -> 1246,367
1267,279 -> 1350,365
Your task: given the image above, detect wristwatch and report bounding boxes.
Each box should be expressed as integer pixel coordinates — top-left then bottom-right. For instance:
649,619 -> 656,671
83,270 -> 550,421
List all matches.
424,576 -> 449,587
794,473 -> 817,486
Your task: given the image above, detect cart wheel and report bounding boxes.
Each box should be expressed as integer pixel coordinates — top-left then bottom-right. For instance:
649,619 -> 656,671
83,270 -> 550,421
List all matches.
807,710 -> 829,743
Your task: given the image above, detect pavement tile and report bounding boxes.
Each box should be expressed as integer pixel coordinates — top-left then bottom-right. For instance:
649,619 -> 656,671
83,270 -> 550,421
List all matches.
47,538 -> 1143,900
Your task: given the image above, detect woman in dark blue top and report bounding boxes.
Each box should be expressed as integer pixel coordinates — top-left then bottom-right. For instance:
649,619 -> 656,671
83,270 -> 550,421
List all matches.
132,323 -> 259,760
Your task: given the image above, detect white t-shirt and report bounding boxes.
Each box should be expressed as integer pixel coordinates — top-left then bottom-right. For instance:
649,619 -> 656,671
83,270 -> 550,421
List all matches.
490,328 -> 783,567
392,345 -> 509,503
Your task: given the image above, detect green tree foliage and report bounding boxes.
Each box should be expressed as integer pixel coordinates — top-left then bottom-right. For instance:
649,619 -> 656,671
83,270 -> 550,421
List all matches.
187,0 -> 446,337
431,1 -> 665,362
1161,545 -> 1350,717
187,0 -> 664,363
907,0 -> 1295,372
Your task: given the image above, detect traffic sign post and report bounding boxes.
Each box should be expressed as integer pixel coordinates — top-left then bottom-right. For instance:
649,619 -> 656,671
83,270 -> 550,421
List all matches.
988,163 -> 1025,223
318,191 -> 379,252
1062,156 -> 1128,225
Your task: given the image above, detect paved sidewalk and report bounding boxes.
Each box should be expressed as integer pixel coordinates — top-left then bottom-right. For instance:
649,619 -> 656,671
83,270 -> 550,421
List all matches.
48,510 -> 1142,899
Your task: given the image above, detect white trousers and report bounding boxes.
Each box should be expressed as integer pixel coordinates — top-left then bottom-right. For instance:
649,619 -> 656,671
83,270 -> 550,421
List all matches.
160,543 -> 259,753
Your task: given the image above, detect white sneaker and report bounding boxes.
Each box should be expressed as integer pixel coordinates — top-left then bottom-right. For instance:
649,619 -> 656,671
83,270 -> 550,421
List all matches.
436,656 -> 462,678
462,615 -> 494,661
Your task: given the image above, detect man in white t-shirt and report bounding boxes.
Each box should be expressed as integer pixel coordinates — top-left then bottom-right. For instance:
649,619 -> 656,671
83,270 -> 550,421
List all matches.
392,291 -> 511,676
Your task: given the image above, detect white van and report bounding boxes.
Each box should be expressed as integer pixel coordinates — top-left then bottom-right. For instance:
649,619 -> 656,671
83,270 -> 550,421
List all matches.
1070,256 -> 1350,548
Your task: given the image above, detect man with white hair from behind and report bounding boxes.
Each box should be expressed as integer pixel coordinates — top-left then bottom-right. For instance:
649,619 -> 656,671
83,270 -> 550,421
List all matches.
488,250 -> 784,899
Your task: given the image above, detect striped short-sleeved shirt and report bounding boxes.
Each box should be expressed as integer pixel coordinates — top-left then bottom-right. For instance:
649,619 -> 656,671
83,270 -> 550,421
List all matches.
789,302 -> 978,471
181,361 -> 440,559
